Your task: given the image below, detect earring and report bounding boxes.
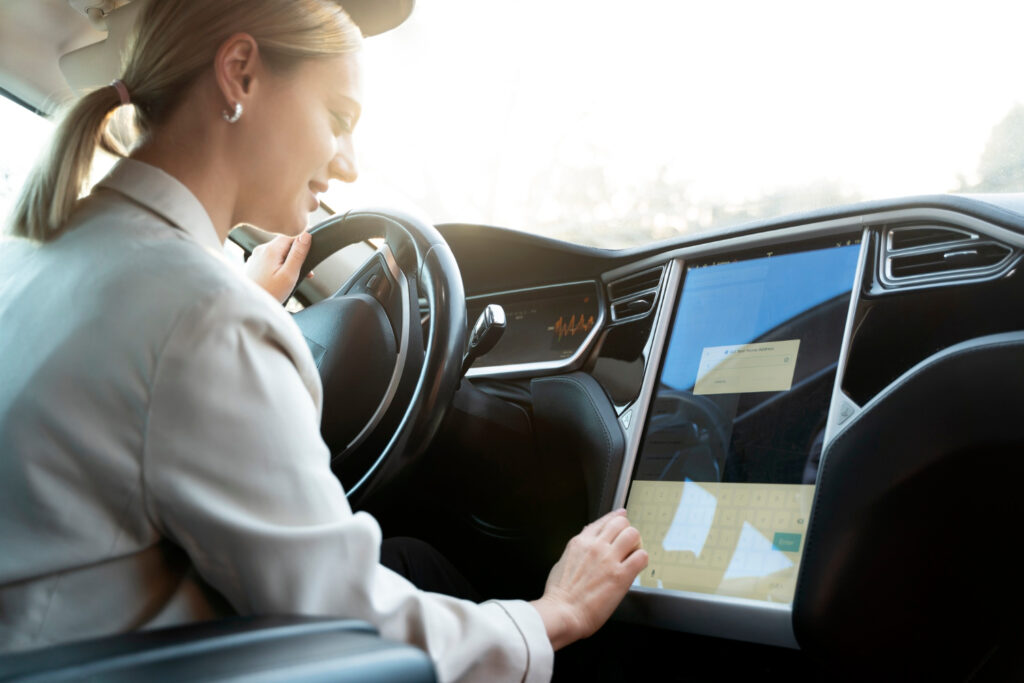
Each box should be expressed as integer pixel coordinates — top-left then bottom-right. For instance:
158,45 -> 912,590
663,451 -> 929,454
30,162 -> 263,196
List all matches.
222,102 -> 243,124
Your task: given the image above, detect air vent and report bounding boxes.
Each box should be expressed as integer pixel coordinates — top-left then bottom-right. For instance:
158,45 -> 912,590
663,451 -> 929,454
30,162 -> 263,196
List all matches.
608,266 -> 664,322
879,223 -> 1018,289
608,266 -> 663,300
888,225 -> 976,251
612,297 -> 655,319
888,243 -> 1013,279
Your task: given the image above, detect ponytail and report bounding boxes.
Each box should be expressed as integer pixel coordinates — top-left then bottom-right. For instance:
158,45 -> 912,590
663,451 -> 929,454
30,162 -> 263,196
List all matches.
5,0 -> 361,243
7,84 -> 129,242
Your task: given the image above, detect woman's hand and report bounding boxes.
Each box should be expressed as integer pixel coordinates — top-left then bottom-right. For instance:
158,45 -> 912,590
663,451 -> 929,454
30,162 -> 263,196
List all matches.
530,509 -> 648,650
244,233 -> 313,303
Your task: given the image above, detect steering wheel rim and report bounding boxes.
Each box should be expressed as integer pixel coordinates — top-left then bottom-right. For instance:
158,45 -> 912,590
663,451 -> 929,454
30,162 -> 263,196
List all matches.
293,208 -> 467,505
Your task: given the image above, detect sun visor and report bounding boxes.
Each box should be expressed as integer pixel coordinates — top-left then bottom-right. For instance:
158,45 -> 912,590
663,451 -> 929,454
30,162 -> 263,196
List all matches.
59,0 -> 147,94
342,0 -> 416,37
60,0 -> 415,94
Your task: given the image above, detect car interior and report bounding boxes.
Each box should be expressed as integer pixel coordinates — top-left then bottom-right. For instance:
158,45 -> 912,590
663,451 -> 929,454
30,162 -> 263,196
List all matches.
4,1 -> 1024,682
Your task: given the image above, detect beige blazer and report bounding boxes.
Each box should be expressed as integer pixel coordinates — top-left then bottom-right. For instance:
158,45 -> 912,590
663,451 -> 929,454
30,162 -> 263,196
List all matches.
0,159 -> 552,683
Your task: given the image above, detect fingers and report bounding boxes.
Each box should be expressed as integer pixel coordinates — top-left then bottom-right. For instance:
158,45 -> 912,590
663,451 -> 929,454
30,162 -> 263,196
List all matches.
584,509 -> 644,560
283,232 -> 311,272
586,507 -> 628,537
244,233 -> 312,304
535,510 -> 647,651
623,547 -> 649,575
257,235 -> 293,264
610,523 -> 642,557
598,513 -> 631,543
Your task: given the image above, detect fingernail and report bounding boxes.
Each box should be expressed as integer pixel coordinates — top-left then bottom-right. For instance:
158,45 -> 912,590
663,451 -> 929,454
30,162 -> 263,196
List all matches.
299,232 -> 311,246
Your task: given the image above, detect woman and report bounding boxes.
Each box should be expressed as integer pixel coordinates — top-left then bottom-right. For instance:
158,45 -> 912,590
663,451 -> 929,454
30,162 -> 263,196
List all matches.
0,1 -> 647,681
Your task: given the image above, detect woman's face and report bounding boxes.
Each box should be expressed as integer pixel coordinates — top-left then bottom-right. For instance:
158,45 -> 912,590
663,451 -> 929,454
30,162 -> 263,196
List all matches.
235,52 -> 362,235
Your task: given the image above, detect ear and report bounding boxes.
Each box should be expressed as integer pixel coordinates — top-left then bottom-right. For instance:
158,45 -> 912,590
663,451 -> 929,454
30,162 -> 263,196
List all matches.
213,33 -> 261,111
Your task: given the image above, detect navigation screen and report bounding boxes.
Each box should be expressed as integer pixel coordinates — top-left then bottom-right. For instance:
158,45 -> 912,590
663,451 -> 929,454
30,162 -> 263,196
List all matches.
627,239 -> 861,603
467,282 -> 599,368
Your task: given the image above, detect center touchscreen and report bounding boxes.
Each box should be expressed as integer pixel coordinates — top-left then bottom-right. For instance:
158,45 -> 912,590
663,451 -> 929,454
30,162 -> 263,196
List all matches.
626,239 -> 861,604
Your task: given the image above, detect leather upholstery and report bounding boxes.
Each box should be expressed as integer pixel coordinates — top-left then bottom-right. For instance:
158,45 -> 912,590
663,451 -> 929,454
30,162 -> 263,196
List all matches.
793,331 -> 1024,679
531,372 -> 626,523
0,616 -> 435,682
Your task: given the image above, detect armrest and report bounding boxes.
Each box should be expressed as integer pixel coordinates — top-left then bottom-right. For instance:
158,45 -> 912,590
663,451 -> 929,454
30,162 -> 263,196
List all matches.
0,615 -> 436,682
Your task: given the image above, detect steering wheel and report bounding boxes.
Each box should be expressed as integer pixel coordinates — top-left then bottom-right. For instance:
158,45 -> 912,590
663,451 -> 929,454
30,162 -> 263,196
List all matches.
289,208 -> 467,506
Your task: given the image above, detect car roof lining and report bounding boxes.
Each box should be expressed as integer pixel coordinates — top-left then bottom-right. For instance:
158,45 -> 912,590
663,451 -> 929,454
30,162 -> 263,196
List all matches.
0,0 -> 103,113
0,0 -> 415,115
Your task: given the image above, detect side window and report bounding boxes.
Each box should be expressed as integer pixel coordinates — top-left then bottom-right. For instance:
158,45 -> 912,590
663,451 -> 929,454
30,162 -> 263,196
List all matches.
0,95 -> 52,229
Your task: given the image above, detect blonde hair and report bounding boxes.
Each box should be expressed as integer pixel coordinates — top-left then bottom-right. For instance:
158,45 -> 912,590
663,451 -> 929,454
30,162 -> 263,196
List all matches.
8,0 -> 362,242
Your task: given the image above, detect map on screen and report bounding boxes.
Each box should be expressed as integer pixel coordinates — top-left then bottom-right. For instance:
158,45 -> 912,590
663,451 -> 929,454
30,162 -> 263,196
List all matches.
627,480 -> 814,602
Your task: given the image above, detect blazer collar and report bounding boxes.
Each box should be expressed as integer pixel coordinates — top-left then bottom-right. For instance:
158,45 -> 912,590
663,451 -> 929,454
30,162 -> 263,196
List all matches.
95,158 -> 222,253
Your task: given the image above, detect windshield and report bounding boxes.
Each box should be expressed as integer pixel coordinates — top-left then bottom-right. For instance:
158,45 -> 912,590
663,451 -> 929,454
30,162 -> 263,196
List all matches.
327,0 -> 1024,247
5,2 -> 1024,249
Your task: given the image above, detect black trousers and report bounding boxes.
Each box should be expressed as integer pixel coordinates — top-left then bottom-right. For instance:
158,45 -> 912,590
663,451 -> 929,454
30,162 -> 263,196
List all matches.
379,537 -> 481,602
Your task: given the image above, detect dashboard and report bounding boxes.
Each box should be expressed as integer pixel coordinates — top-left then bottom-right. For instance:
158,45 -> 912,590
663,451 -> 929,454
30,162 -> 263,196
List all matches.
436,194 -> 1024,671
464,281 -> 602,376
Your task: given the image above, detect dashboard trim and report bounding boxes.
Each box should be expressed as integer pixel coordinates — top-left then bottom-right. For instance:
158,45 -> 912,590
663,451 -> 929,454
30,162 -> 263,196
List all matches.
602,208 -> 1024,285
822,229 -> 870,445
616,587 -> 798,649
464,280 -> 605,380
611,259 -> 682,508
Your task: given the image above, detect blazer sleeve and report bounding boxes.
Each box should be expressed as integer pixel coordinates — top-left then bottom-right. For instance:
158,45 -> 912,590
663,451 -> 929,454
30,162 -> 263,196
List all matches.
141,285 -> 553,683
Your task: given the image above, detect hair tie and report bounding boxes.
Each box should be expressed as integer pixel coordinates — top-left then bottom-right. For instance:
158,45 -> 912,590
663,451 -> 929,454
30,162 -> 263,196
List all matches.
110,79 -> 131,106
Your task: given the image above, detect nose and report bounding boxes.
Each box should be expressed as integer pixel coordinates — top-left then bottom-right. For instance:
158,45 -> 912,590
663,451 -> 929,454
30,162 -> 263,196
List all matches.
329,138 -> 358,183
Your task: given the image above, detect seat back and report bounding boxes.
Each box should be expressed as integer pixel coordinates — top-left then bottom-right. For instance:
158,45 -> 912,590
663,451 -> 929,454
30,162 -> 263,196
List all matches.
794,332 -> 1024,679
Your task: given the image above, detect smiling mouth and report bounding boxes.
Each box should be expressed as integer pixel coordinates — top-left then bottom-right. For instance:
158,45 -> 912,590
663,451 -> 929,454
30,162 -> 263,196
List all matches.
308,181 -> 329,213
